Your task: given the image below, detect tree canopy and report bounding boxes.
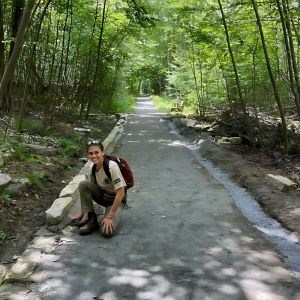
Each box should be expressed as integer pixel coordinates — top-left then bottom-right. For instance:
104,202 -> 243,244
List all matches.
0,0 -> 299,151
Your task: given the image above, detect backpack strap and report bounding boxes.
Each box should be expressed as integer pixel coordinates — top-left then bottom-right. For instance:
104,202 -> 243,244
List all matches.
103,156 -> 112,181
91,164 -> 97,184
92,159 -> 111,183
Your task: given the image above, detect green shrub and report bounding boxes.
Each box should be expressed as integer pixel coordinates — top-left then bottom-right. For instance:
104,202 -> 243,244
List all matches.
0,230 -> 7,241
151,95 -> 194,115
27,171 -> 46,190
57,137 -> 82,158
0,188 -> 12,203
151,95 -> 174,112
10,142 -> 27,161
101,94 -> 136,114
13,117 -> 43,133
0,137 -> 29,162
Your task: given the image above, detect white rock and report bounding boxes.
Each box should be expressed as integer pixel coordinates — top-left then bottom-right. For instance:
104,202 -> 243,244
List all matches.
0,173 -> 12,187
220,142 -> 232,148
46,197 -> 74,225
74,127 -> 91,133
59,183 -> 79,198
29,235 -> 57,251
69,174 -> 86,185
5,248 -> 41,283
266,174 -> 298,192
228,137 -> 242,145
0,265 -> 7,285
7,178 -> 30,196
0,284 -> 29,299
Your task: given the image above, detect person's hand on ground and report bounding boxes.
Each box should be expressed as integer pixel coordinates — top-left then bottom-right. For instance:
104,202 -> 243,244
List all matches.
101,217 -> 115,235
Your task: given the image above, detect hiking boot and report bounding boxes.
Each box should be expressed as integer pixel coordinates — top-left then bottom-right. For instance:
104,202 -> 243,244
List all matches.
78,213 -> 98,235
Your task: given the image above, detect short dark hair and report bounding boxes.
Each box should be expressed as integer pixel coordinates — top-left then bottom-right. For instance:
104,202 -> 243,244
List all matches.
86,139 -> 104,151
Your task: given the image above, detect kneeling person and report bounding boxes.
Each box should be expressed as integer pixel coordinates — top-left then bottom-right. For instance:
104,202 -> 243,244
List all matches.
78,140 -> 127,237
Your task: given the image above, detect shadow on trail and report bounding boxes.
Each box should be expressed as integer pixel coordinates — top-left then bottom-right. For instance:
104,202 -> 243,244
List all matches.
29,227 -> 297,300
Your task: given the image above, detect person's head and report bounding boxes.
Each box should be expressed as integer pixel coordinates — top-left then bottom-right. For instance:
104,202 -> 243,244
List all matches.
86,139 -> 105,166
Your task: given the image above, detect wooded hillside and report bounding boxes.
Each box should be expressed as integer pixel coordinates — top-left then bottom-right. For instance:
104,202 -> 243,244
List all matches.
0,0 -> 299,152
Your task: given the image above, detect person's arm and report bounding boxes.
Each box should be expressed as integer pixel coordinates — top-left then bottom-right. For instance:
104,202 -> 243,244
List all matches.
101,187 -> 125,234
108,187 -> 125,216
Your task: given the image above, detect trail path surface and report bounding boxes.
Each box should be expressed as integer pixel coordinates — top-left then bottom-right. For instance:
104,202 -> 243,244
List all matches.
26,97 -> 299,299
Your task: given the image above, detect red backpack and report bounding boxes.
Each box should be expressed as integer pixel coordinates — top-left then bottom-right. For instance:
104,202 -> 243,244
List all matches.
91,155 -> 134,189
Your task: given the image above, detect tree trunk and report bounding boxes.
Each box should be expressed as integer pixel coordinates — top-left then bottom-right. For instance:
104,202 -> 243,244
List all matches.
10,0 -> 25,57
251,0 -> 288,153
49,0 -> 71,122
64,0 -> 73,78
0,0 -> 35,112
79,0 -> 100,118
217,0 -> 246,116
0,0 -> 4,77
85,0 -> 108,119
281,0 -> 300,114
275,0 -> 300,118
18,0 -> 52,130
190,43 -> 202,117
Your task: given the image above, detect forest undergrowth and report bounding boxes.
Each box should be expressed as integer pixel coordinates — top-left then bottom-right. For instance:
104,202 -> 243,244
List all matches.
0,112 -> 116,265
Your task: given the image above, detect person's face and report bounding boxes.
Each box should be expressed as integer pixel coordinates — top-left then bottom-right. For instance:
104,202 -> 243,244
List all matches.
88,145 -> 104,166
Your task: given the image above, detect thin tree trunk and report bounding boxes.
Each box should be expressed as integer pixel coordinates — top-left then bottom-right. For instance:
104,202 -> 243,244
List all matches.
41,10 -> 51,82
0,0 -> 35,112
50,0 -> 70,122
64,0 -> 73,78
79,0 -> 100,117
222,69 -> 233,112
9,0 -> 25,57
251,0 -> 288,153
0,0 -> 4,77
45,17 -> 59,116
18,0 -> 52,130
85,0 -> 108,119
198,58 -> 205,116
281,0 -> 300,113
286,1 -> 299,47
190,42 -> 202,117
275,0 -> 300,118
217,0 -> 246,116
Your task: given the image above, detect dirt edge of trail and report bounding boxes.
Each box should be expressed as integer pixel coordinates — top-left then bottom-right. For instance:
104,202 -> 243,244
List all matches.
171,118 -> 300,240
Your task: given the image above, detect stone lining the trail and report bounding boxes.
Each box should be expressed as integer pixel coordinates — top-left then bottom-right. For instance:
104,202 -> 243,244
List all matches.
266,174 -> 298,192
45,114 -> 128,226
45,197 -> 73,225
0,265 -> 6,285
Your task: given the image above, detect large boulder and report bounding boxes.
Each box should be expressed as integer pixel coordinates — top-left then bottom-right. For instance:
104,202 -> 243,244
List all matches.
24,144 -> 58,155
7,178 -> 31,196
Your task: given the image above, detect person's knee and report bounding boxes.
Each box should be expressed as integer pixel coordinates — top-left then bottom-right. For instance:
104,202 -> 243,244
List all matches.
78,181 -> 91,192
